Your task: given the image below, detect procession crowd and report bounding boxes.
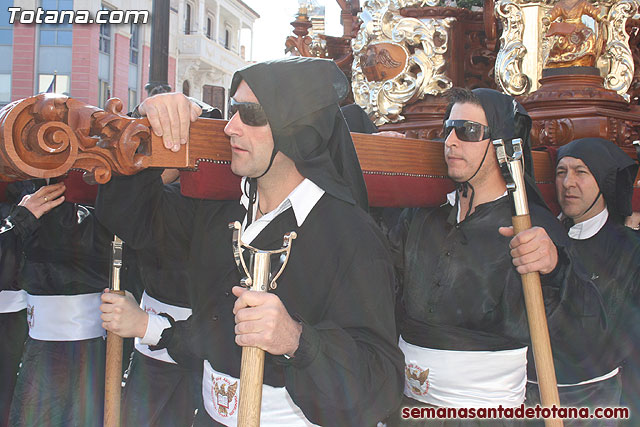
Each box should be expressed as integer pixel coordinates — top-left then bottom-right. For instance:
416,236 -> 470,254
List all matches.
1,57 -> 639,427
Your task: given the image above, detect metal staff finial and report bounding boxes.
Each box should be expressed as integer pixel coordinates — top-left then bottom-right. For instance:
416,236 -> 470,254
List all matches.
227,220 -> 297,427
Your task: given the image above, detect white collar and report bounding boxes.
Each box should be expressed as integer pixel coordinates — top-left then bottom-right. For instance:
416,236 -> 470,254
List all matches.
240,177 -> 325,227
560,207 -> 609,240
446,189 -> 508,223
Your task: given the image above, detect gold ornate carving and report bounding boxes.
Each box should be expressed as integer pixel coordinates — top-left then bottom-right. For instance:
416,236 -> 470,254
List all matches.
395,0 -> 441,7
495,0 -> 531,95
285,10 -> 328,58
541,0 -> 606,68
601,0 -> 637,96
352,0 -> 454,125
285,32 -> 328,58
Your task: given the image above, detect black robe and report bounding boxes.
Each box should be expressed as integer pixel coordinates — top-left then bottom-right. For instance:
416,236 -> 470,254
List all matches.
119,182 -> 199,427
96,169 -> 405,427
389,196 -> 604,379
554,219 -> 640,382
558,219 -> 640,422
1,181 -> 110,427
0,202 -> 28,427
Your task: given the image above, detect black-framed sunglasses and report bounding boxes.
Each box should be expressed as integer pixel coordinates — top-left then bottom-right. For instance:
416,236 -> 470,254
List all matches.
228,99 -> 269,127
443,119 -> 490,142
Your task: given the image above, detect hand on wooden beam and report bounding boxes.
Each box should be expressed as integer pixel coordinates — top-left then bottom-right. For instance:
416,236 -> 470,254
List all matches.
138,92 -> 202,152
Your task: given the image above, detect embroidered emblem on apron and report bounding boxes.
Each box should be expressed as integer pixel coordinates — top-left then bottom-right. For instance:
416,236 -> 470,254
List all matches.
27,304 -> 35,329
212,375 -> 238,417
405,363 -> 430,396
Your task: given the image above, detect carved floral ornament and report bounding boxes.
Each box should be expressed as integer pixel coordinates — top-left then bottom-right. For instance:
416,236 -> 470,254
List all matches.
352,0 -> 454,125
494,0 -> 637,97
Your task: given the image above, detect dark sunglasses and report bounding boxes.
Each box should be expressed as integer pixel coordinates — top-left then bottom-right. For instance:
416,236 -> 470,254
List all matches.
228,99 -> 269,127
443,119 -> 490,142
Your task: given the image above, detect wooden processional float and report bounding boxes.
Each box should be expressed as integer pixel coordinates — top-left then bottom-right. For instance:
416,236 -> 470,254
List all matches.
0,93 -> 573,209
2,93 -> 640,427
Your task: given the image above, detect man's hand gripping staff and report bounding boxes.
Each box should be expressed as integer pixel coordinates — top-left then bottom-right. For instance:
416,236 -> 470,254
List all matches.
494,139 -> 563,427
228,221 -> 297,427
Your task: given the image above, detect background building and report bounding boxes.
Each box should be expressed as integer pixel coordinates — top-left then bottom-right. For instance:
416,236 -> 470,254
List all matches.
0,0 -> 257,116
177,0 -> 258,117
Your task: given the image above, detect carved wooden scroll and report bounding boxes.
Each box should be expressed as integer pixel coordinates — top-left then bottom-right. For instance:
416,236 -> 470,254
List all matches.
0,93 -> 231,183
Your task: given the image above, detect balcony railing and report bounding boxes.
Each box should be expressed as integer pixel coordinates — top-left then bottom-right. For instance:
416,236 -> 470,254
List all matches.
178,32 -> 247,71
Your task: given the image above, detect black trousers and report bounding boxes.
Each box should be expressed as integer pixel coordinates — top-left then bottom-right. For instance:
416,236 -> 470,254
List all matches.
525,374 -> 623,427
121,350 -> 199,427
9,336 -> 106,427
0,310 -> 27,427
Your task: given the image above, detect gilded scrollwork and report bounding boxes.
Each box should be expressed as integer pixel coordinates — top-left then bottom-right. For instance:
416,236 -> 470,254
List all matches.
495,0 -> 530,95
395,0 -> 441,7
352,0 -> 454,125
601,0 -> 637,96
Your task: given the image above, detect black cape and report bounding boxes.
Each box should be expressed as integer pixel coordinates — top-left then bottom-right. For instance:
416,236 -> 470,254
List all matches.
96,169 -> 405,426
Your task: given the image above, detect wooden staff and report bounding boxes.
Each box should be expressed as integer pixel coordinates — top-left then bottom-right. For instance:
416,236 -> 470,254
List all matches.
494,139 -> 562,427
237,250 -> 270,427
229,222 -> 296,427
104,235 -> 124,427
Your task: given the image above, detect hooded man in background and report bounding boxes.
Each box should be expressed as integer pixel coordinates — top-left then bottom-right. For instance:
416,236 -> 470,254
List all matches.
538,137 -> 640,425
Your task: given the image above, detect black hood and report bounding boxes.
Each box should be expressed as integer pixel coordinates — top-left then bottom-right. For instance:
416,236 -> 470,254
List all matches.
471,88 -> 535,179
557,138 -> 638,221
230,57 -> 368,211
444,88 -> 546,210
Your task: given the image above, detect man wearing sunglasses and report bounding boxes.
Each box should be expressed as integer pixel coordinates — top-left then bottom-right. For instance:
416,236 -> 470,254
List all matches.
387,88 -> 604,424
96,57 -> 404,426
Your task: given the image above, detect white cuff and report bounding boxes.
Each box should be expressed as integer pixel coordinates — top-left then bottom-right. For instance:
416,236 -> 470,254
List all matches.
139,312 -> 171,346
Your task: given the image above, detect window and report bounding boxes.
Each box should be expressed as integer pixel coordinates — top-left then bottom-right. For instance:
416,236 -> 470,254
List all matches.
182,80 -> 190,97
98,79 -> 110,108
224,29 -> 230,50
99,5 -> 112,54
99,22 -> 111,53
39,0 -> 72,46
184,4 -> 191,35
207,17 -> 212,39
0,2 -> 14,45
0,29 -> 12,45
0,74 -> 11,102
130,23 -> 139,64
38,74 -> 70,94
128,89 -> 137,111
